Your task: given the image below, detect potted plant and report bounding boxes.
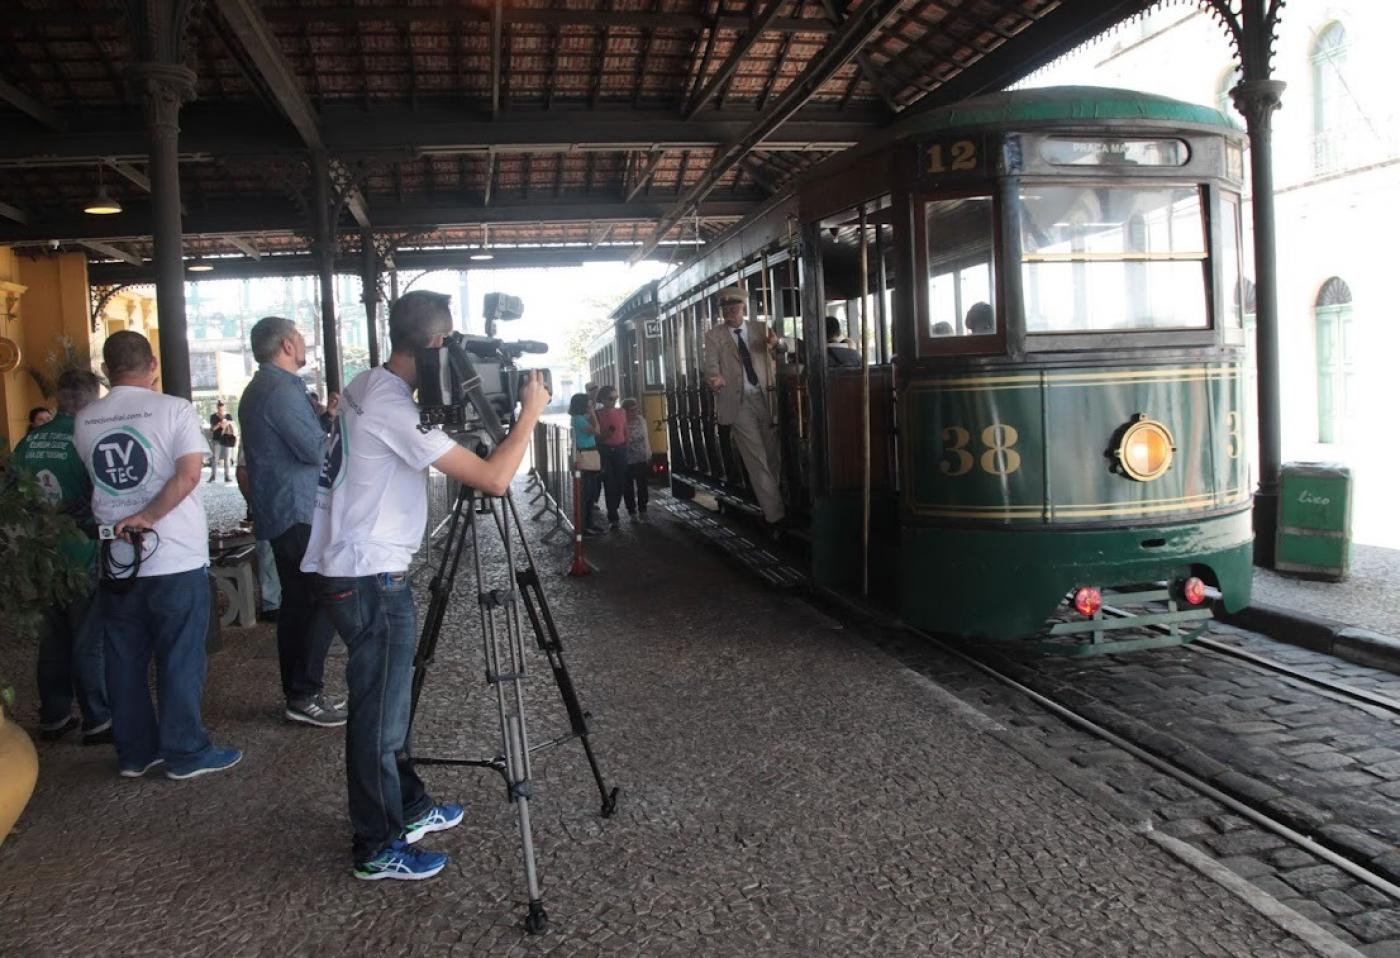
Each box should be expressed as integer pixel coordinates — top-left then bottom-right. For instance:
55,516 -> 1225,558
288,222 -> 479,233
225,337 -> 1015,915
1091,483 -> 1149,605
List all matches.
0,450 -> 90,847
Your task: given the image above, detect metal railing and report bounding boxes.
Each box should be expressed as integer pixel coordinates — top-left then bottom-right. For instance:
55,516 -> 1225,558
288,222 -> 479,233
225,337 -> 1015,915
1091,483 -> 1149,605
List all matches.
413,423 -> 577,580
524,421 -> 576,543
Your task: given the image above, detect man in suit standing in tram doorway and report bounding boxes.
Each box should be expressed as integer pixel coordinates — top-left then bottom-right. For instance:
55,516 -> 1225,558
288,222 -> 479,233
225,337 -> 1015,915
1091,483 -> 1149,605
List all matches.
703,285 -> 786,530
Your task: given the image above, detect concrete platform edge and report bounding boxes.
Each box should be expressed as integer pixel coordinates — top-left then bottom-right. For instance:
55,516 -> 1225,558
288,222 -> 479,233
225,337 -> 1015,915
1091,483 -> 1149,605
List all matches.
1218,602 -> 1400,675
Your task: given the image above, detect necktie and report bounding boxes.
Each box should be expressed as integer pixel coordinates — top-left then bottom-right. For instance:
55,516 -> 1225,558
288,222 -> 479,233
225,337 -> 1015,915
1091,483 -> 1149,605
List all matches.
734,328 -> 759,387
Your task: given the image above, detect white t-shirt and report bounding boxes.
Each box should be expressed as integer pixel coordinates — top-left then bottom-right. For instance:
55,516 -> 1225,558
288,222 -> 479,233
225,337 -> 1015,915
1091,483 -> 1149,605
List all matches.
300,366 -> 457,577
74,384 -> 210,577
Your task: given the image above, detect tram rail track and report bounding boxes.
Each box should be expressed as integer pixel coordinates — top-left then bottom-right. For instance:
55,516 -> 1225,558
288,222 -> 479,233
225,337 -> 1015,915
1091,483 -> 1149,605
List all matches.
1189,636 -> 1400,716
911,627 -> 1400,907
1097,600 -> 1400,715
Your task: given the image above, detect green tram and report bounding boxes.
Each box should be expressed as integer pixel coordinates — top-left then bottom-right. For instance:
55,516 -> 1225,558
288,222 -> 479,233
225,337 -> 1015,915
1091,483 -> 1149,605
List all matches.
655,87 -> 1253,653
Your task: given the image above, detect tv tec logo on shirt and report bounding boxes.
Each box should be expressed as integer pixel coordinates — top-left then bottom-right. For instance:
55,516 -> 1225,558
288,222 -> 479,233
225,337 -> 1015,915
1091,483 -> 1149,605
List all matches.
91,427 -> 153,495
318,420 -> 347,491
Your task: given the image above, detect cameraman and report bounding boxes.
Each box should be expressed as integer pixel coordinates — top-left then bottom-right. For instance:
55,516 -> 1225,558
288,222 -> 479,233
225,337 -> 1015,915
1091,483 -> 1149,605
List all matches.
301,290 -> 550,882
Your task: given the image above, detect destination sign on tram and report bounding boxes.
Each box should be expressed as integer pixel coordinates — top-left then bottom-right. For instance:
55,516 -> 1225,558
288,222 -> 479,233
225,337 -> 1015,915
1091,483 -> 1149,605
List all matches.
1040,137 -> 1189,167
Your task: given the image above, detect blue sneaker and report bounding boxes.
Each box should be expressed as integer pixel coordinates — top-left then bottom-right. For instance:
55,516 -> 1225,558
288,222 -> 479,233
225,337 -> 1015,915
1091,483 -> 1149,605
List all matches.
165,746 -> 243,780
119,758 -> 164,779
354,840 -> 447,881
404,803 -> 465,844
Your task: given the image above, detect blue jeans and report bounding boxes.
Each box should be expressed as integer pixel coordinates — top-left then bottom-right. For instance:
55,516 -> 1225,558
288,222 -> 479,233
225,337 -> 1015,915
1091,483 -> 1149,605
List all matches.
37,582 -> 110,731
581,470 -> 602,528
100,568 -> 213,770
255,539 -> 281,612
317,572 -> 433,864
600,445 -> 628,522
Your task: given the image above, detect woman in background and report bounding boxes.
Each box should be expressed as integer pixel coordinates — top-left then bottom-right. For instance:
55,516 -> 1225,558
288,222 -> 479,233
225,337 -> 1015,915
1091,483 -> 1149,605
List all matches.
621,398 -> 651,520
569,393 -> 605,535
594,386 -> 628,530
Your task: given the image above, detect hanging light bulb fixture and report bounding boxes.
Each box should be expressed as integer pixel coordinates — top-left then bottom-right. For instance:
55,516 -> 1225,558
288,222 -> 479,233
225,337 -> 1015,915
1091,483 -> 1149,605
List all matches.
83,161 -> 122,216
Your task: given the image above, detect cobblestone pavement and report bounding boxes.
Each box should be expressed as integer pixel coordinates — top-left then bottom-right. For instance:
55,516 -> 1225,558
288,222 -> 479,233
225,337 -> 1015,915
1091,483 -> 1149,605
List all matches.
1253,544 -> 1400,638
661,493 -> 1400,954
879,630 -> 1400,956
0,484 -> 1322,956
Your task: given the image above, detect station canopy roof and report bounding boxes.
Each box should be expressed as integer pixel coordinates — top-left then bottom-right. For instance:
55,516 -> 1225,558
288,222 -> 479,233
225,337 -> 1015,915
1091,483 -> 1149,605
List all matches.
0,0 -> 1156,281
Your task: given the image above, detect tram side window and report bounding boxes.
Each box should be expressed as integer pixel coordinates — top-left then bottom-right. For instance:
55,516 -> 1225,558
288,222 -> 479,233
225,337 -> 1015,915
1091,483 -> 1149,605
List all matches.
819,197 -> 896,364
1020,186 -> 1208,333
644,322 -> 665,389
922,196 -> 998,344
1220,193 -> 1245,328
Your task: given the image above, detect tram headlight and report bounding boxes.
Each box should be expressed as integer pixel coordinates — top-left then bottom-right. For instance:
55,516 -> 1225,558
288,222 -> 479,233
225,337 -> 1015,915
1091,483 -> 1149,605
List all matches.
1115,415 -> 1175,482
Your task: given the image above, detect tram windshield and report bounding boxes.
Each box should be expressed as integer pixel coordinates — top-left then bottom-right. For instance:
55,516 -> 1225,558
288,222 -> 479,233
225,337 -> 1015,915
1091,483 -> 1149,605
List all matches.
1019,185 -> 1208,333
923,196 -> 997,342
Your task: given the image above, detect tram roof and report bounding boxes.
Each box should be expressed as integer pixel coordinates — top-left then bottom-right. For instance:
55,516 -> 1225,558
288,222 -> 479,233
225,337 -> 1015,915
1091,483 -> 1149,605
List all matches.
609,279 -> 660,323
878,85 -> 1239,140
798,84 -> 1243,187
1,1 -> 1166,279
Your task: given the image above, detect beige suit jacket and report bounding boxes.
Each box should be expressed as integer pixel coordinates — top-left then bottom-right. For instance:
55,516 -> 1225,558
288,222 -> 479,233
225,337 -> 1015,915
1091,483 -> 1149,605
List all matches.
703,320 -> 776,426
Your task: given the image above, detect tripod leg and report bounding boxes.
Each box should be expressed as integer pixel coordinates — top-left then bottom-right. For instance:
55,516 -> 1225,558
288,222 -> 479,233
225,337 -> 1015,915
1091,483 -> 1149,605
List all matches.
408,484 -> 475,732
473,498 -> 549,933
504,493 -> 620,818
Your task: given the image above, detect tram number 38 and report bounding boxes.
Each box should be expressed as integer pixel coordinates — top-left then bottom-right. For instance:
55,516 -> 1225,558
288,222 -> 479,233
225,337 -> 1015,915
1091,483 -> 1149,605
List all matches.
940,424 -> 1021,477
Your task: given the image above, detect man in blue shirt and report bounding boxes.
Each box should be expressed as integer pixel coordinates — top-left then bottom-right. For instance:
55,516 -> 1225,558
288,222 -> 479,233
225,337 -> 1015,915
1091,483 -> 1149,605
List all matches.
239,316 -> 345,727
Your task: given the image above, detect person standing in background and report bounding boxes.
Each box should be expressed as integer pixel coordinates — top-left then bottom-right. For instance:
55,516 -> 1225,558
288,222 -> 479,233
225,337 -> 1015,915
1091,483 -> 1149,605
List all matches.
239,316 -> 345,728
27,406 -> 53,434
621,398 -> 651,521
209,400 -> 236,483
13,369 -> 111,744
569,392 -> 604,535
595,385 -> 627,530
76,330 -> 241,780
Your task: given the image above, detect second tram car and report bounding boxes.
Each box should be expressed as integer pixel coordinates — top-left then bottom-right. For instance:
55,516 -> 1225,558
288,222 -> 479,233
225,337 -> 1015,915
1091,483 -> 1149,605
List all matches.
586,280 -> 669,476
648,86 -> 1255,653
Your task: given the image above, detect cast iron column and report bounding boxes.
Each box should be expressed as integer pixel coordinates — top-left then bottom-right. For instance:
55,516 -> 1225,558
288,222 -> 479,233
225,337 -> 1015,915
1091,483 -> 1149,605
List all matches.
1220,0 -> 1287,568
312,151 -> 342,393
361,228 -> 380,368
129,63 -> 196,398
1233,77 -> 1286,567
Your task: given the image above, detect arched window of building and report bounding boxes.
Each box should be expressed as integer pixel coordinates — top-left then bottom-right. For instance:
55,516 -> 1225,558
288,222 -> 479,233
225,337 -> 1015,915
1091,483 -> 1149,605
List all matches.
1217,65 -> 1242,121
1311,22 -> 1351,173
1314,276 -> 1354,443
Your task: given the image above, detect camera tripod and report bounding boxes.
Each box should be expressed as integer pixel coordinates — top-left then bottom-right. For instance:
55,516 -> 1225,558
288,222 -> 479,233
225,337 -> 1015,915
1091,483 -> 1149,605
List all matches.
406,480 -> 619,935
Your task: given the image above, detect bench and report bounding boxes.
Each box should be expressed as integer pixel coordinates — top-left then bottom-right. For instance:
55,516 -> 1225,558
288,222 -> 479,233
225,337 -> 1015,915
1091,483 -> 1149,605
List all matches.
210,544 -> 257,628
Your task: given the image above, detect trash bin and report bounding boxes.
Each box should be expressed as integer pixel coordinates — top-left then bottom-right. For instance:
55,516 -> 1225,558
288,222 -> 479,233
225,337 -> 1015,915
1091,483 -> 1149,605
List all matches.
1276,462 -> 1351,581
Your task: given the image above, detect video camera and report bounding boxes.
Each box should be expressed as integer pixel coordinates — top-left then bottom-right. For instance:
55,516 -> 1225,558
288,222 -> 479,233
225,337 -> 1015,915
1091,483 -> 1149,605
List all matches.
416,293 -> 550,443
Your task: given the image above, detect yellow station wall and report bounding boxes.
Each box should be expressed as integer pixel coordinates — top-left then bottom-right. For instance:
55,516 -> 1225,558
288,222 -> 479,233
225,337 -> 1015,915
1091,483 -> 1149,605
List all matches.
0,249 -> 158,452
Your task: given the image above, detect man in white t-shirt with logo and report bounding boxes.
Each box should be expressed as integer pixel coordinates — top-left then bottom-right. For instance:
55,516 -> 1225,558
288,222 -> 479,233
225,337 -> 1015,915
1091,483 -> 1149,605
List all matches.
75,330 -> 241,780
302,290 -> 549,882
